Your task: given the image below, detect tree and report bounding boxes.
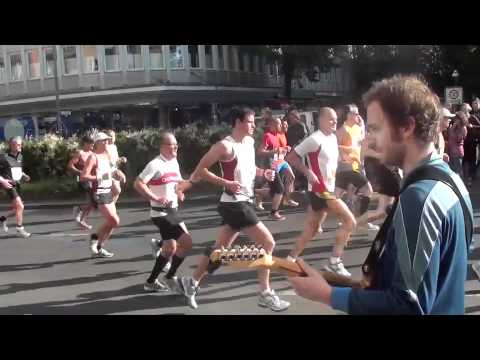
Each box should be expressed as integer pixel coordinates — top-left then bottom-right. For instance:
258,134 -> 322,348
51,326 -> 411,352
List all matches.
240,45 -> 344,100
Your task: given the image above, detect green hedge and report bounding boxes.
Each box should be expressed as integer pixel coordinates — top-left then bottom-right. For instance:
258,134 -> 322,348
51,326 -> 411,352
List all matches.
0,123 -> 267,189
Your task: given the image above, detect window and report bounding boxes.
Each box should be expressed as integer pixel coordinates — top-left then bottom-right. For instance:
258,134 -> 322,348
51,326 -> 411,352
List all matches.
248,54 -> 254,73
0,56 -> 5,82
238,51 -> 244,71
253,55 -> 259,73
228,46 -> 235,70
218,45 -> 224,70
205,45 -> 213,69
44,47 -> 55,77
127,45 -> 143,70
188,45 -> 199,68
62,46 -> 78,75
104,45 -> 120,72
9,53 -> 23,81
149,45 -> 164,69
169,46 -> 184,69
27,49 -> 40,79
83,45 -> 99,73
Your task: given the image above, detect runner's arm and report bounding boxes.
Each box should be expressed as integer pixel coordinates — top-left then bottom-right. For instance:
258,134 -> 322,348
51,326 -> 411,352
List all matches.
80,154 -> 97,182
67,151 -> 82,175
190,141 -> 233,188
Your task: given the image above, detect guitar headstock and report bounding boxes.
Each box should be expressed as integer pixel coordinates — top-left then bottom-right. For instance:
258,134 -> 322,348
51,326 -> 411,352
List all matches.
210,245 -> 272,269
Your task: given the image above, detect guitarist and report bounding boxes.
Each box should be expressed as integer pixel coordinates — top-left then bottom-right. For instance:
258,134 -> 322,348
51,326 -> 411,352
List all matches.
289,75 -> 473,314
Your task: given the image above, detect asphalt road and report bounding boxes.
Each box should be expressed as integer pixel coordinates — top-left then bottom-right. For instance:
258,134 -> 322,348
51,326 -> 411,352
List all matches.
0,192 -> 479,315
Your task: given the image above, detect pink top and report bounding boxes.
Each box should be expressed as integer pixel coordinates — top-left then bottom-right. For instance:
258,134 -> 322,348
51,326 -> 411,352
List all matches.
448,126 -> 468,157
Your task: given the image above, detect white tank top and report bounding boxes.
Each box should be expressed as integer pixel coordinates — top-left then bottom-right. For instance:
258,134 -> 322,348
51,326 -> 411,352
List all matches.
219,136 -> 256,203
94,154 -> 113,194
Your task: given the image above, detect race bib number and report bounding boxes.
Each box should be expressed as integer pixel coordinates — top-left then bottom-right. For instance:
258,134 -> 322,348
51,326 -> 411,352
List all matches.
11,167 -> 23,181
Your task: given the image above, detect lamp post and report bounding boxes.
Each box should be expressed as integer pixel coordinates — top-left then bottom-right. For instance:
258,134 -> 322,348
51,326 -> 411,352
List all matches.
53,45 -> 62,135
452,69 -> 459,86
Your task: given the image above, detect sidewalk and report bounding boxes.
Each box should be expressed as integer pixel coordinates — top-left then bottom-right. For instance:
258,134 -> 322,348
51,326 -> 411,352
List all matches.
2,179 -> 480,211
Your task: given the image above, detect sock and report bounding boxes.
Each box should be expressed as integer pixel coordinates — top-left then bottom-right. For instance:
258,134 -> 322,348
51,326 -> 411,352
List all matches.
91,233 -> 98,241
261,288 -> 272,296
330,256 -> 341,264
16,224 -> 22,228
0,216 -> 6,222
147,254 -> 169,284
165,255 -> 185,279
97,244 -> 102,251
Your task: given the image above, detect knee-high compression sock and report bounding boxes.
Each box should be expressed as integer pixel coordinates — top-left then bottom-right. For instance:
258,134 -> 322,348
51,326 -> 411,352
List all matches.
147,254 -> 170,284
165,255 -> 185,279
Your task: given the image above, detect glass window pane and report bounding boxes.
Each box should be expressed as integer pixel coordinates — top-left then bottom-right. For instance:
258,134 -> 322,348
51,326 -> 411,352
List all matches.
127,45 -> 143,70
205,45 -> 213,69
238,51 -> 244,71
9,53 -> 23,81
44,47 -> 54,77
63,46 -> 78,75
218,46 -> 224,70
169,46 -> 184,68
27,49 -> 40,79
188,45 -> 199,68
83,45 -> 99,73
149,45 -> 164,69
0,56 -> 5,82
228,46 -> 235,70
104,45 -> 120,71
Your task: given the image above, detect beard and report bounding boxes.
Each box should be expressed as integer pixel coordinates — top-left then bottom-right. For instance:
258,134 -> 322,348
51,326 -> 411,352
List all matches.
382,141 -> 406,168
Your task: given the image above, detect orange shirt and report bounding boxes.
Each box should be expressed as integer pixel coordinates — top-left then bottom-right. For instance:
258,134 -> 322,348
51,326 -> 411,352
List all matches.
277,132 -> 288,148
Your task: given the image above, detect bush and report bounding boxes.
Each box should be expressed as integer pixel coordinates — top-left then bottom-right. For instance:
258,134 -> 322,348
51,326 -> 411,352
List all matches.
0,121 -> 263,195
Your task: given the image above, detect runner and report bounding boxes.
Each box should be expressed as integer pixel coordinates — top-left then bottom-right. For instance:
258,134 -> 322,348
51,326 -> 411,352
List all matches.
0,136 -> 32,238
177,106 -> 291,311
134,132 -> 193,293
80,132 -> 126,258
285,107 -> 356,277
68,134 -> 95,229
105,129 -> 127,203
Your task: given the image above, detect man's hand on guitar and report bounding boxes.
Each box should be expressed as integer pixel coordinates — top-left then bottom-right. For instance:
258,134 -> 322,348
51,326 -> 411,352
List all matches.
288,258 -> 332,306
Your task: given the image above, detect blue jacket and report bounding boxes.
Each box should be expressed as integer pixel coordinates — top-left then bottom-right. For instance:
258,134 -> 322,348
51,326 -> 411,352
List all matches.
331,154 -> 473,315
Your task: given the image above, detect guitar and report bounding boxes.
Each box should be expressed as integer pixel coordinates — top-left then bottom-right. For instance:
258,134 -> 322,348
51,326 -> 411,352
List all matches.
210,246 -> 369,289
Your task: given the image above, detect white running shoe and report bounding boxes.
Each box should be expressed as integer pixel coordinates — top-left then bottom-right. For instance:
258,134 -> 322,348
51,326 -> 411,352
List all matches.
258,289 -> 291,312
1,220 -> 8,233
90,239 -> 99,256
73,206 -> 82,223
97,248 -> 114,258
324,259 -> 351,277
143,279 -> 168,293
359,222 -> 380,231
16,226 -> 31,238
178,276 -> 199,309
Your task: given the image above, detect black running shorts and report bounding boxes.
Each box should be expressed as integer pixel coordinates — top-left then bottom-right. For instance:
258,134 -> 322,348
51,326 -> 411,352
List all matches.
335,170 -> 369,191
309,191 -> 336,212
218,201 -> 259,231
151,209 -> 186,241
5,182 -> 21,200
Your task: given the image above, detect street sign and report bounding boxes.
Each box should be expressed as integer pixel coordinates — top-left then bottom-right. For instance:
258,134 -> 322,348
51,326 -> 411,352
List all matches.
445,87 -> 463,105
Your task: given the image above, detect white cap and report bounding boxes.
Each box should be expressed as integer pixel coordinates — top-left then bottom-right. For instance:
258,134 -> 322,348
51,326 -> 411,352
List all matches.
441,108 -> 456,118
93,132 -> 112,142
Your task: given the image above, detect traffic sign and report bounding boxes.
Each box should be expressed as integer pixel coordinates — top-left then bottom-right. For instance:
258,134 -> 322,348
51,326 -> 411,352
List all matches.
445,87 -> 463,105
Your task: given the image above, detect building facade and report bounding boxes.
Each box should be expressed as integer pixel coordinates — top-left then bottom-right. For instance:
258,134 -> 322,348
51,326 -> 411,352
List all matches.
0,45 -> 354,138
